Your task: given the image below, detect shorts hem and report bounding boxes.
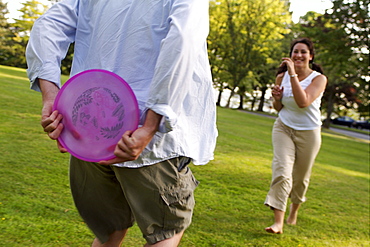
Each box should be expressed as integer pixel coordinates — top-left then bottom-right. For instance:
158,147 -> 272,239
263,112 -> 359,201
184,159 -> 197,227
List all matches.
96,223 -> 135,244
144,228 -> 185,245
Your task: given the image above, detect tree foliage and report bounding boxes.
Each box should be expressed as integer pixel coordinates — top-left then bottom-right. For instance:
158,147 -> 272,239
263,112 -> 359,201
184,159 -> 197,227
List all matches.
0,0 -> 368,117
0,1 -> 14,65
294,0 -> 369,125
0,0 -> 73,74
325,0 -> 369,119
0,1 -> 48,68
208,0 -> 291,109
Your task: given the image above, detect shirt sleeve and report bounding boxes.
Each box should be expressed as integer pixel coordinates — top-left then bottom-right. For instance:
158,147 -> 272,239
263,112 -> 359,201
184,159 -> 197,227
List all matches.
26,0 -> 79,91
145,0 -> 210,132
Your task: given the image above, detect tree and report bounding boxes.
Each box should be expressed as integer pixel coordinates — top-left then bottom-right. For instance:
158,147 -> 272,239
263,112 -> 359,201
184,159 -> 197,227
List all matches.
295,0 -> 369,127
1,0 -> 73,74
208,0 -> 291,109
9,1 -> 48,68
208,1 -> 233,106
0,0 -> 15,65
327,0 -> 370,119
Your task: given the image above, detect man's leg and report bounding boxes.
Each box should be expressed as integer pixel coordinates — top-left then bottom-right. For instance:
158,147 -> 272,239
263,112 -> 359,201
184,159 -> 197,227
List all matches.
114,157 -> 197,246
70,156 -> 134,245
92,229 -> 128,247
144,231 -> 184,247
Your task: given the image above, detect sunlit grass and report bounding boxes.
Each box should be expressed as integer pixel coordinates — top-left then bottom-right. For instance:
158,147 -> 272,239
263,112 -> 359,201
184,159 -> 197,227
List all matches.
0,65 -> 369,246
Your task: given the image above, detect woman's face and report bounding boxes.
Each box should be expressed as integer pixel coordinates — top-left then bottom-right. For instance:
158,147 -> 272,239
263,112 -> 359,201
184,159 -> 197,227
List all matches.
291,43 -> 313,69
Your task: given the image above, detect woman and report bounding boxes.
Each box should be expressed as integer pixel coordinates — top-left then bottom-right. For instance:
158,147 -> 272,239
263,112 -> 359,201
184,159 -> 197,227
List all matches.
264,38 -> 327,234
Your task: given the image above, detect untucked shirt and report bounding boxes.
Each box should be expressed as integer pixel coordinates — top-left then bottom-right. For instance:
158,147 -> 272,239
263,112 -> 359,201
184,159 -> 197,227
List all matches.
279,71 -> 323,130
26,0 -> 218,167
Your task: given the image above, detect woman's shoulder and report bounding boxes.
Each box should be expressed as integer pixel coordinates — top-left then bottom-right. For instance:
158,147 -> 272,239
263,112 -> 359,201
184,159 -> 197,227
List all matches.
312,73 -> 327,85
311,70 -> 325,78
310,70 -> 326,79
307,71 -> 325,82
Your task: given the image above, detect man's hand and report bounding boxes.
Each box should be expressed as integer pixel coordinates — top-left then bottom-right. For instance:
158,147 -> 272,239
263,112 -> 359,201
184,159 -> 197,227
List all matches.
99,110 -> 162,165
39,79 -> 68,153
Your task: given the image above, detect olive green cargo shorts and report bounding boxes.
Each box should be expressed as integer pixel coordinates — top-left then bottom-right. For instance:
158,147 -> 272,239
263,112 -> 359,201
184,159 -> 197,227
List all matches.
69,156 -> 199,244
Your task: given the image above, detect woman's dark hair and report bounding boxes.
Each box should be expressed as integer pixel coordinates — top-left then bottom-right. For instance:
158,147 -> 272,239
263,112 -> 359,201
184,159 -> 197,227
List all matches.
276,37 -> 324,75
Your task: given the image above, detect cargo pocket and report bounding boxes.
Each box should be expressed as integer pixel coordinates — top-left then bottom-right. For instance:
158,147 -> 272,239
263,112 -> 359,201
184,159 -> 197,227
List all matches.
160,169 -> 199,229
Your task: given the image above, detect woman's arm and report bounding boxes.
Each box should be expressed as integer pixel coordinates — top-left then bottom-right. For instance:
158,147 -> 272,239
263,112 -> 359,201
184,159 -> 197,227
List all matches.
272,73 -> 284,112
290,74 -> 327,108
281,57 -> 327,108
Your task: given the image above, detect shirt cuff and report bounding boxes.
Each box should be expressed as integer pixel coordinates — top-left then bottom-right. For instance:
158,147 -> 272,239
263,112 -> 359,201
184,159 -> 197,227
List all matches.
27,62 -> 62,92
146,104 -> 177,133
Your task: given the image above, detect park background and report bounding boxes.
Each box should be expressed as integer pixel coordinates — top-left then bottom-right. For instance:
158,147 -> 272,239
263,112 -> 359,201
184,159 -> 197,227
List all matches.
0,0 -> 368,122
0,0 -> 369,246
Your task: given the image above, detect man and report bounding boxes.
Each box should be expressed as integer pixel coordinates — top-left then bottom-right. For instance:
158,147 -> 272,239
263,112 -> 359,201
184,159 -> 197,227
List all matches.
26,0 -> 217,246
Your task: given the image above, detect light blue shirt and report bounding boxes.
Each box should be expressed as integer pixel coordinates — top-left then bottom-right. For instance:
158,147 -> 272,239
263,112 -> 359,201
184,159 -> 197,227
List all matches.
26,0 -> 218,167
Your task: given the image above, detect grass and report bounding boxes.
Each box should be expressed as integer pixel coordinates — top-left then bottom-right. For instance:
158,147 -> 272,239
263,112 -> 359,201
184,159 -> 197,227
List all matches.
0,65 -> 369,246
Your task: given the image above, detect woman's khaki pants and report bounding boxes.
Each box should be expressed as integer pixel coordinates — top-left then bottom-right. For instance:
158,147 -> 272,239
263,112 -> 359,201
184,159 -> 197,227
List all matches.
265,118 -> 321,212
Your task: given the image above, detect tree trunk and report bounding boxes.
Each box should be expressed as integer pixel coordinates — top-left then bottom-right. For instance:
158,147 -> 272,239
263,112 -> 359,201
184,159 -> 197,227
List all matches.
226,87 -> 236,108
323,86 -> 335,128
238,94 -> 244,109
257,86 -> 267,112
251,96 -> 256,111
216,89 -> 223,106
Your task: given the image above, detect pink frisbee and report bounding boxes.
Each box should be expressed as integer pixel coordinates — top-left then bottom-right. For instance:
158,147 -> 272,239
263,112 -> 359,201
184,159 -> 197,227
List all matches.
53,69 -> 139,162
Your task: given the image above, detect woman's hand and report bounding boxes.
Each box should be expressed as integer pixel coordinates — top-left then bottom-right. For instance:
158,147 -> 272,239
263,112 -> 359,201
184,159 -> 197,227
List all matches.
281,57 -> 296,75
271,85 -> 284,102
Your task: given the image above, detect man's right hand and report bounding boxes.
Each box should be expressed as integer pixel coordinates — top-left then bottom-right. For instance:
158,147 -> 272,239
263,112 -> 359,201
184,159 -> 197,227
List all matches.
39,79 -> 68,153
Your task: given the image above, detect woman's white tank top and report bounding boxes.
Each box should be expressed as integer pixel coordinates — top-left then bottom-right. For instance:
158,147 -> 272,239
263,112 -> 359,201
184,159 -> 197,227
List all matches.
279,71 -> 324,130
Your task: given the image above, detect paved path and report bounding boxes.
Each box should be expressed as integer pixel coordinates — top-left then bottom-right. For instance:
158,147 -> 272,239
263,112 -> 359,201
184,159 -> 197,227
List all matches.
329,127 -> 369,141
240,110 -> 370,141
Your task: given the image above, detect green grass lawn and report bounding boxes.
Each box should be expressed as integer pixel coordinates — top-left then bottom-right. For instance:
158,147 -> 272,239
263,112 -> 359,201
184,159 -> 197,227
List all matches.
0,65 -> 369,246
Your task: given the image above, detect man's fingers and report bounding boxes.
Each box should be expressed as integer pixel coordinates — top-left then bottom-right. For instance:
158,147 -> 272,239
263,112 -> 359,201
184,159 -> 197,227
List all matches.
98,157 -> 124,166
48,122 -> 64,140
114,142 -> 138,160
57,139 -> 68,153
119,132 -> 143,158
99,155 -> 140,166
99,134 -> 139,165
43,114 -> 62,134
41,110 -> 59,129
99,147 -> 140,165
99,129 -> 149,166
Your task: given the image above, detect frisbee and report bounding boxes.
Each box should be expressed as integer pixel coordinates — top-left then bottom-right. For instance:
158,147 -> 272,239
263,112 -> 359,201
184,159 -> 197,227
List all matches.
52,69 -> 139,162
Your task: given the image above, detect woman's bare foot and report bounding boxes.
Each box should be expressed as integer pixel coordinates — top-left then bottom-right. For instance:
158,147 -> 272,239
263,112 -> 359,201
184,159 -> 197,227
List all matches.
265,223 -> 283,234
265,208 -> 285,234
286,203 -> 300,225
